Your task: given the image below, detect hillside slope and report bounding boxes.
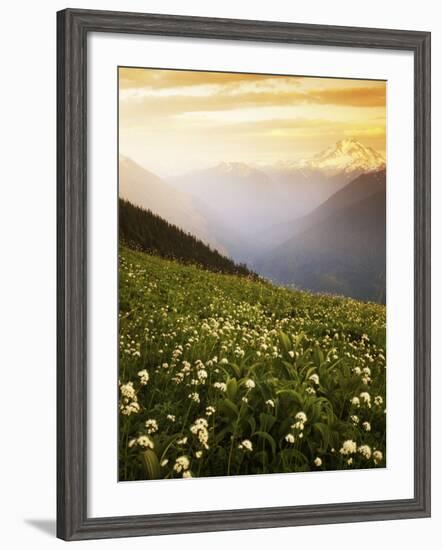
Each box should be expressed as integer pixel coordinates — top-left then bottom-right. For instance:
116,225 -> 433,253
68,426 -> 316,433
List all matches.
118,246 -> 386,480
119,156 -> 225,252
256,182 -> 386,303
119,199 -> 254,278
259,170 -> 386,251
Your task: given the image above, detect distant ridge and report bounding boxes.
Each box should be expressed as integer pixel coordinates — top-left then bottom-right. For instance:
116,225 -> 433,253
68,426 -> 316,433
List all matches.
119,199 -> 256,278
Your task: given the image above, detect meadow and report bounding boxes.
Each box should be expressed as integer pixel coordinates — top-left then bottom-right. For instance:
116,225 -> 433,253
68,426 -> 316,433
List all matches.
119,246 -> 386,481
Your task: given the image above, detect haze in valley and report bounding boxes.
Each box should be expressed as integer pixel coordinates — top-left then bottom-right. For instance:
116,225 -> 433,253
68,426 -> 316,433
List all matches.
119,67 -> 386,302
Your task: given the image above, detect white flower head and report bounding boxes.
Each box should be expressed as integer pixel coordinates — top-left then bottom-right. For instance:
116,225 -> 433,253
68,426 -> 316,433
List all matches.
238,439 -> 253,452
145,419 -> 159,434
358,445 -> 372,459
137,369 -> 149,385
173,455 -> 190,473
137,435 -> 154,449
245,379 -> 255,389
373,450 -> 383,464
340,440 -> 357,455
285,433 -> 295,444
314,457 -> 322,467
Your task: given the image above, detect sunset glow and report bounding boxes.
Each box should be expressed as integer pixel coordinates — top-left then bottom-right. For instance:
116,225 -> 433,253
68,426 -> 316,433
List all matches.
119,67 -> 386,176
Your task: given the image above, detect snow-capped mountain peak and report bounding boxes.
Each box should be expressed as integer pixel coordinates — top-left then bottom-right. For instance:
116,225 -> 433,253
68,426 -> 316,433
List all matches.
300,138 -> 385,175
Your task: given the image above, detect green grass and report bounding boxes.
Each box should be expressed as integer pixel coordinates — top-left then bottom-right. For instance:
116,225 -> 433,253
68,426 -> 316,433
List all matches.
119,245 -> 386,481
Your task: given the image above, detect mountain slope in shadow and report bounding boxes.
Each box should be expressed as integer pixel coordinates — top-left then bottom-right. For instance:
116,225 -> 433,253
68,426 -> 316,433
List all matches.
255,172 -> 386,303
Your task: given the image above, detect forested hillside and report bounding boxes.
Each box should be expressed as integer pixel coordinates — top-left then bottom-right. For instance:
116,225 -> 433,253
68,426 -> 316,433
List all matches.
119,199 -> 255,278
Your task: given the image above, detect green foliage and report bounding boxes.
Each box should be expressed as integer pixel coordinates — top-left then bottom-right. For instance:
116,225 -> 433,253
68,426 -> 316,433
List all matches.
119,246 -> 386,481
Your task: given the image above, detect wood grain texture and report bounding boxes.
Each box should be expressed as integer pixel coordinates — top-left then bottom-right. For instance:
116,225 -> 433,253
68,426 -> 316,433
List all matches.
56,8 -> 431,541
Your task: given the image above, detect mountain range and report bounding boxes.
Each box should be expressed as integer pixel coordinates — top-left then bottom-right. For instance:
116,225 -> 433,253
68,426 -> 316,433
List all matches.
119,139 -> 386,302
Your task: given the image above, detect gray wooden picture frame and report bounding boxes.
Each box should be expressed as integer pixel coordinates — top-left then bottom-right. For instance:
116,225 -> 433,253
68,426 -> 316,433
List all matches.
57,8 -> 431,541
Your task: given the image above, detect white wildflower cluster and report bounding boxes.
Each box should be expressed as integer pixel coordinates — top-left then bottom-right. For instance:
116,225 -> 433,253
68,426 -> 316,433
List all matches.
134,435 -> 154,449
173,455 -> 190,475
213,382 -> 227,392
137,369 -> 149,385
359,392 -> 372,408
314,457 -> 322,467
245,379 -> 255,390
358,445 -> 372,459
339,440 -> 357,456
190,418 -> 209,449
205,406 -> 216,417
238,439 -> 253,452
119,382 -> 140,416
188,392 -> 200,403
145,419 -> 159,434
291,411 -> 308,432
285,434 -> 295,444
265,399 -> 275,408
166,414 -> 176,422
309,373 -> 320,385
373,450 -> 383,465
374,395 -> 383,406
362,421 -> 371,432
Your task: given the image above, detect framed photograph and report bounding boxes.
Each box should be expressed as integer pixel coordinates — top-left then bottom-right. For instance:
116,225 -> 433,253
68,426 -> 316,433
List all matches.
57,8 -> 431,541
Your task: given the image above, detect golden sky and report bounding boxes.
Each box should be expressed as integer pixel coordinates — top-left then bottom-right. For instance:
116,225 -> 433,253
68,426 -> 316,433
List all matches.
119,67 -> 386,176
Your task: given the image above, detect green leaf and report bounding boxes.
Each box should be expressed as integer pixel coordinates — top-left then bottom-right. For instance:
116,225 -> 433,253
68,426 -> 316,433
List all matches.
141,449 -> 161,480
220,398 -> 239,420
278,331 -> 291,354
255,431 -> 277,456
259,412 -> 276,433
226,378 -> 238,401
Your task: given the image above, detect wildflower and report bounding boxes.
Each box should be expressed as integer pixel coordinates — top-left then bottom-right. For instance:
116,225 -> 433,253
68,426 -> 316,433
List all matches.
220,358 -> 228,365
177,437 -> 188,445
309,373 -> 320,385
358,445 -> 372,459
190,418 -> 209,449
350,415 -> 359,425
340,440 -> 357,455
161,458 -> 169,467
295,412 -> 308,423
162,362 -> 169,369
374,395 -> 384,406
173,455 -> 190,473
197,369 -> 208,382
238,439 -> 253,452
128,438 -> 136,448
314,457 -> 322,467
182,471 -> 193,478
205,406 -> 216,417
188,392 -> 200,403
288,350 -> 295,358
360,392 -> 372,407
137,435 -> 154,449
353,367 -> 362,375
362,421 -> 371,432
166,414 -> 176,422
213,382 -> 227,392
350,397 -> 360,407
347,458 -> 353,465
245,379 -> 255,389
242,397 -> 248,404
265,399 -> 275,408
373,450 -> 383,465
195,450 -> 203,458
285,434 -> 295,444
145,419 -> 158,434
137,369 -> 149,385
120,381 -> 136,400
